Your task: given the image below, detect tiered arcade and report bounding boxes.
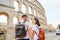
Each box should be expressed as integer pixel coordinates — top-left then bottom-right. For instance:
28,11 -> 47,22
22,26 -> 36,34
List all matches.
0,0 -> 47,40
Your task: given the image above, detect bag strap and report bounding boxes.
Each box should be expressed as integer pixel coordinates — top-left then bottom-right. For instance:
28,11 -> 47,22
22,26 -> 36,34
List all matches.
35,25 -> 39,36
35,25 -> 41,36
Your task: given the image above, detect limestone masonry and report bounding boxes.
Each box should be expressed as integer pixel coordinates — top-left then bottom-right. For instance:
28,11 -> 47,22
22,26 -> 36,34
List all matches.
0,0 -> 47,40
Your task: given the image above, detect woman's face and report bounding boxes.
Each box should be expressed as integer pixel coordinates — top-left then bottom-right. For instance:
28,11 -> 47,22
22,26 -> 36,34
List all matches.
31,18 -> 36,24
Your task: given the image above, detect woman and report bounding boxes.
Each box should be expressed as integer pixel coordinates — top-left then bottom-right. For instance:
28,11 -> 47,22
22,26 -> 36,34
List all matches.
31,18 -> 40,40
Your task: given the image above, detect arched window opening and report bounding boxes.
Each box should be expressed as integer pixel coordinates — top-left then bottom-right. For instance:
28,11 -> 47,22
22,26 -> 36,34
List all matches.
21,4 -> 26,13
0,30 -> 5,40
13,17 -> 18,24
14,1 -> 18,11
0,15 -> 7,25
34,10 -> 36,16
29,0 -> 31,1
28,7 -> 32,14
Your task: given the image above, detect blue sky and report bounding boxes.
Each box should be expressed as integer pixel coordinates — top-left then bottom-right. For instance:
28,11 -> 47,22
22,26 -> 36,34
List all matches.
38,0 -> 60,27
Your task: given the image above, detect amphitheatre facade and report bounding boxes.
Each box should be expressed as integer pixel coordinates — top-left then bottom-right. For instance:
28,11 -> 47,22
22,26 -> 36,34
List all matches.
0,0 -> 47,40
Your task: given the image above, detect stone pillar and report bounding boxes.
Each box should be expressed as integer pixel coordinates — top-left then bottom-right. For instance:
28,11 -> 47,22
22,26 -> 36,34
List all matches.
38,12 -> 40,17
31,0 -> 35,2
18,13 -> 21,22
18,3 -> 21,11
6,15 -> 15,40
33,9 -> 37,16
27,5 -> 34,15
35,10 -> 38,17
21,2 -> 28,14
26,5 -> 29,14
32,8 -> 34,15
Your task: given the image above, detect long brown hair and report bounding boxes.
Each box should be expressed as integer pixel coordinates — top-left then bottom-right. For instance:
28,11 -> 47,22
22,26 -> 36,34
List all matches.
34,18 -> 40,26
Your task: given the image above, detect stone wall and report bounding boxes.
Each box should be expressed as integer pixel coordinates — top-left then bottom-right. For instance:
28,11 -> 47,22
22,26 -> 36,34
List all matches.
0,0 -> 47,40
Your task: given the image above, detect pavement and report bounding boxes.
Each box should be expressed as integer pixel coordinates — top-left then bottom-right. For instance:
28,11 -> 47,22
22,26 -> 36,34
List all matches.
45,32 -> 60,40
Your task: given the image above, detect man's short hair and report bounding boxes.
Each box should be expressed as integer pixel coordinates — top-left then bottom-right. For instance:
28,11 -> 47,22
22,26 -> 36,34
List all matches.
22,15 -> 28,18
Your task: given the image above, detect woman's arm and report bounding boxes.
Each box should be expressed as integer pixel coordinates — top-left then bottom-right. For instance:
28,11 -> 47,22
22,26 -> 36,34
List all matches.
31,30 -> 35,40
27,27 -> 34,40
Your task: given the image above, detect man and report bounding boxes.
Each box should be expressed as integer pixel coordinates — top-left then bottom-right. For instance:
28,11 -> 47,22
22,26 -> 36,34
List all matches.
19,15 -> 30,40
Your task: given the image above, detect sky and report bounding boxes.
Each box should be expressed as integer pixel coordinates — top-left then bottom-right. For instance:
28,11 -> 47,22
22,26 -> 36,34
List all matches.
38,0 -> 60,27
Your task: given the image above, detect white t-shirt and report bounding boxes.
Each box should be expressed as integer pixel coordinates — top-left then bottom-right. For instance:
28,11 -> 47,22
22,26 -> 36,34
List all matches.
32,25 -> 39,40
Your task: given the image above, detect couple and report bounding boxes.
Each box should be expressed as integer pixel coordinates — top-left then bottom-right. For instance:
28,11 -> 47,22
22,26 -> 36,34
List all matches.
18,15 -> 40,40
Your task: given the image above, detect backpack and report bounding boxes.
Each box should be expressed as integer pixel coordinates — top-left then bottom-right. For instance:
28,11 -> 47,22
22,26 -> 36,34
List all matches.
15,22 -> 26,38
38,28 -> 45,40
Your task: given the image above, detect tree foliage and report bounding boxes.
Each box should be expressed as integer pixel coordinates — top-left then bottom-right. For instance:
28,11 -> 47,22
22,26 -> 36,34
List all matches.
58,24 -> 60,29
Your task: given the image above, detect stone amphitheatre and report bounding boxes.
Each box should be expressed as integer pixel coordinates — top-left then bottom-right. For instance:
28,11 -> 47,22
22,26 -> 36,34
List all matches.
0,0 -> 47,40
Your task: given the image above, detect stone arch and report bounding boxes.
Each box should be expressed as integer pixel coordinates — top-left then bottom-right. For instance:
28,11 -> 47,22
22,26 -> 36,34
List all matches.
34,9 -> 37,16
21,3 -> 27,13
14,1 -> 18,11
35,10 -> 41,17
0,11 -> 9,25
29,0 -> 31,1
0,11 -> 9,17
13,17 -> 19,24
0,28 -> 7,40
37,12 -> 40,17
28,6 -> 32,14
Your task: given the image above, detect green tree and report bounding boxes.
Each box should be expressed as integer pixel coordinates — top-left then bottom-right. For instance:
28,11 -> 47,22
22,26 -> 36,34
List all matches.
58,24 -> 60,29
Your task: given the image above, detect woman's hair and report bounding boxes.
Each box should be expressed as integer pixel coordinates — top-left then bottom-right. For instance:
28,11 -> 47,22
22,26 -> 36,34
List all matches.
34,18 -> 40,26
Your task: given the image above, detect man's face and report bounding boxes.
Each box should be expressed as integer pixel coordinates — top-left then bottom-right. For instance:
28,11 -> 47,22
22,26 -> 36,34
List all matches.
24,17 -> 28,21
